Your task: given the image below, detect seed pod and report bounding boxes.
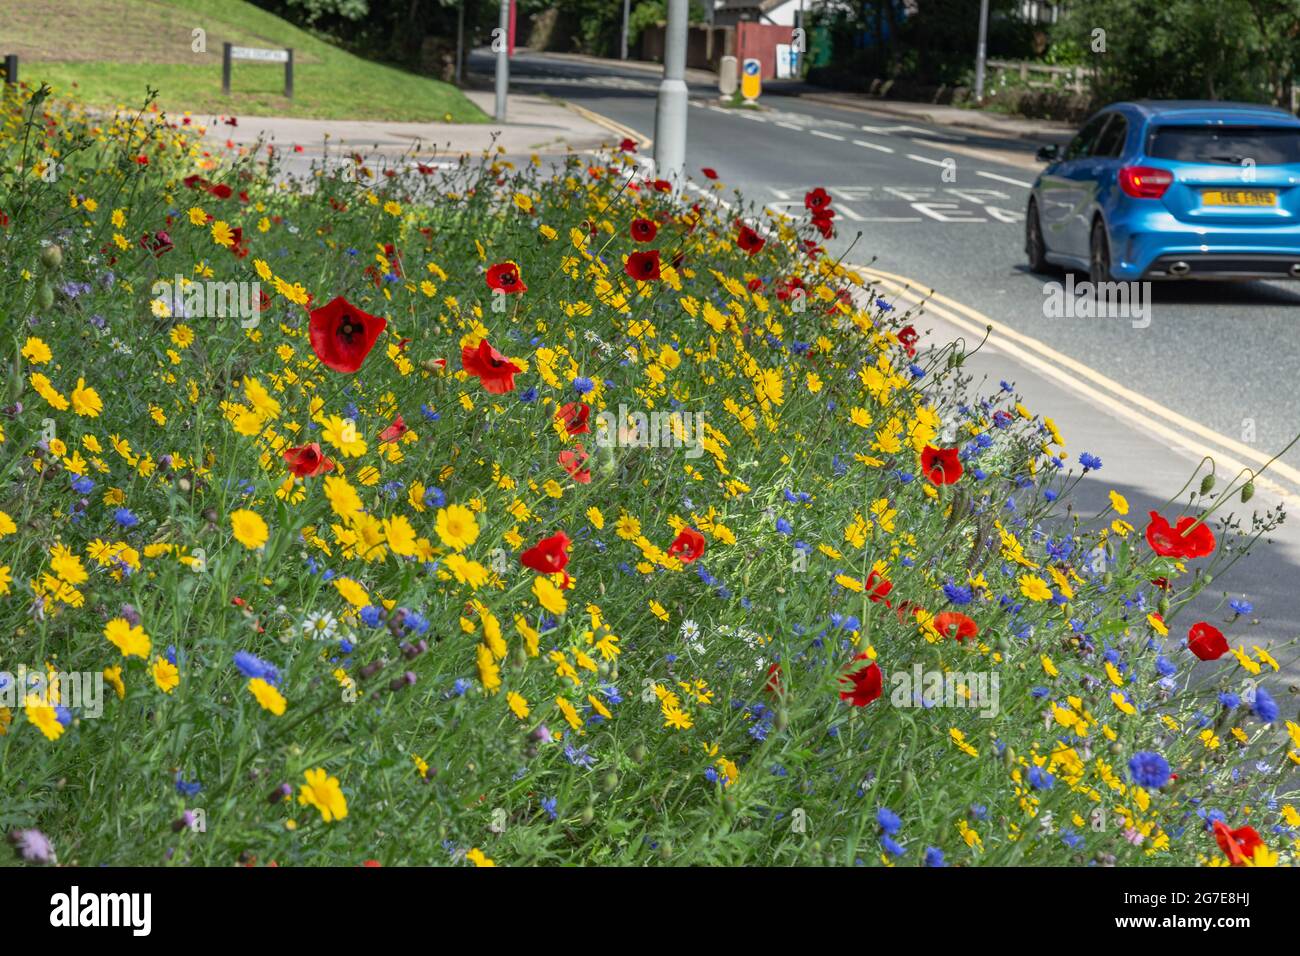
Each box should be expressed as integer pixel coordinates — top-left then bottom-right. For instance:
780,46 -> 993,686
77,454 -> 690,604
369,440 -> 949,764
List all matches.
774,707 -> 789,731
900,770 -> 917,796
579,804 -> 595,826
1002,746 -> 1016,769
1241,481 -> 1254,503
630,743 -> 647,764
36,279 -> 54,310
1158,596 -> 1169,616
1199,474 -> 1216,495
658,842 -> 673,860
39,244 -> 63,271
600,771 -> 619,793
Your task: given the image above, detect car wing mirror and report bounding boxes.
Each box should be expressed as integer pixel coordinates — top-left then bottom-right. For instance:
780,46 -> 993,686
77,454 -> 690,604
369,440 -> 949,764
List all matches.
1036,144 -> 1060,162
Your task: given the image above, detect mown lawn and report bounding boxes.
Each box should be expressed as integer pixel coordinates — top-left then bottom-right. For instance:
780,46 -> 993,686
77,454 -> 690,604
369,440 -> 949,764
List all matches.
0,0 -> 486,121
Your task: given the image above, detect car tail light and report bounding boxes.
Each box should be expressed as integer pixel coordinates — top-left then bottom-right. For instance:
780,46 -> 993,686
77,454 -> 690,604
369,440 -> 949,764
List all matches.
1119,166 -> 1174,199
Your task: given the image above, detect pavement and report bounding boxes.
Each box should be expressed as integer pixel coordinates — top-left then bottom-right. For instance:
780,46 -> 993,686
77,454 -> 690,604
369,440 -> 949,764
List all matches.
197,88 -> 619,163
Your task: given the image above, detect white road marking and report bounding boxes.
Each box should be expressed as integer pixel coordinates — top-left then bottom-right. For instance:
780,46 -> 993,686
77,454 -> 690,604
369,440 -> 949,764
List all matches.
907,153 -> 949,167
776,121 -> 803,131
853,139 -> 894,153
810,130 -> 845,141
977,170 -> 1034,188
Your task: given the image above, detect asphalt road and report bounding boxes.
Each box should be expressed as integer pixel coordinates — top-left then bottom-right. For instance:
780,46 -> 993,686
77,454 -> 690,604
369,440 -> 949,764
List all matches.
480,49 -> 1300,476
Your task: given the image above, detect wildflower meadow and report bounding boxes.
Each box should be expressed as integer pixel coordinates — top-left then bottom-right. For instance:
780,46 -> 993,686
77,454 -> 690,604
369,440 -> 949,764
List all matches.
2,82 -> 1298,869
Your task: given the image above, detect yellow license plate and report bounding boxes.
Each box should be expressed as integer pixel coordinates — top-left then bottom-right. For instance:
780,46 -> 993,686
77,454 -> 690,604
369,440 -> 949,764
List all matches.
1202,189 -> 1277,207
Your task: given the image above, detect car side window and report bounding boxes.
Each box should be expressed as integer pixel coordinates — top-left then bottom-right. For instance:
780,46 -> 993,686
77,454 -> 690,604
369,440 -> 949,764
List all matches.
1091,115 -> 1128,158
1065,114 -> 1110,161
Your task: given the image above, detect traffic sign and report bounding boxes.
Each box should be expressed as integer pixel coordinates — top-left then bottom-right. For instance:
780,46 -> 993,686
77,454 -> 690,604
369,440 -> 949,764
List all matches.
741,57 -> 761,102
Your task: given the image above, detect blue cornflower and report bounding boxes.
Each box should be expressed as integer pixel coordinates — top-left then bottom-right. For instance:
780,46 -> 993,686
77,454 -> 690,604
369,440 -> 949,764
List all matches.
880,835 -> 906,856
114,507 -> 139,528
775,517 -> 793,535
233,651 -> 279,685
1219,692 -> 1241,709
1128,751 -> 1170,789
423,486 -> 447,509
451,678 -> 471,696
923,846 -> 946,867
1027,766 -> 1055,790
1230,599 -> 1253,616
71,475 -> 95,495
519,386 -> 538,403
564,744 -> 595,768
1253,687 -> 1279,723
572,376 -> 594,395
541,796 -> 558,821
876,807 -> 902,835
942,581 -> 973,605
359,605 -> 384,627
174,773 -> 202,797
1079,451 -> 1103,473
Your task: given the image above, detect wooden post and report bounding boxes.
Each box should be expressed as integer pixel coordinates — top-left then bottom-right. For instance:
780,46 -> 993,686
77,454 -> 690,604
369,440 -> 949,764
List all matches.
285,48 -> 294,98
222,42 -> 232,95
4,54 -> 17,87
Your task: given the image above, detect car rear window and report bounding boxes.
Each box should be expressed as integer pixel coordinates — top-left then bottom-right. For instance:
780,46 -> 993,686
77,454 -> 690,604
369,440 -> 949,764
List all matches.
1148,125 -> 1300,165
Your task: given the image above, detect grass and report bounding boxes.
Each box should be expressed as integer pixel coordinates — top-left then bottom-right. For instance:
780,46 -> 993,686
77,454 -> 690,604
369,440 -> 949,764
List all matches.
0,0 -> 486,122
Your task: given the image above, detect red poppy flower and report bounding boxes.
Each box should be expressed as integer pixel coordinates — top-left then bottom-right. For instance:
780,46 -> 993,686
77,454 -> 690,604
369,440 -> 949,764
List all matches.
619,137 -> 638,153
1212,820 -> 1266,866
839,654 -> 883,707
934,611 -> 979,642
520,531 -> 572,574
1145,511 -> 1215,559
556,402 -> 590,436
558,445 -> 592,484
485,260 -> 527,294
736,223 -> 766,255
629,218 -> 658,242
811,212 -> 835,239
625,249 -> 661,282
208,182 -> 233,199
667,526 -> 706,564
701,167 -> 718,179
462,339 -> 522,394
865,570 -> 893,605
378,415 -> 407,445
651,179 -> 672,192
764,662 -> 783,695
920,445 -> 963,485
897,325 -> 918,357
282,443 -> 335,478
805,187 -> 832,211
308,296 -> 387,374
140,230 -> 173,257
1187,621 -> 1229,661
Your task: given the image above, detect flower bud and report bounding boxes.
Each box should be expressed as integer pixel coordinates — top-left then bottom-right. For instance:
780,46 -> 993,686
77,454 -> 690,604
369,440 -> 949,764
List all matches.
388,671 -> 416,692
39,244 -> 63,271
1199,474 -> 1215,495
1241,481 -> 1254,503
268,782 -> 292,804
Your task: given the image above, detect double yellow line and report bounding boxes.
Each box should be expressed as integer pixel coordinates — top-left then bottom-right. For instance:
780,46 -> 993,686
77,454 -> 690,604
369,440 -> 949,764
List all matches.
564,102 -> 653,151
852,264 -> 1300,504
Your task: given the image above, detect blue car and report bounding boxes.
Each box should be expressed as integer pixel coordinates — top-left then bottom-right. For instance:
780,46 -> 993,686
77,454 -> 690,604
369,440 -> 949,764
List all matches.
1026,101 -> 1300,282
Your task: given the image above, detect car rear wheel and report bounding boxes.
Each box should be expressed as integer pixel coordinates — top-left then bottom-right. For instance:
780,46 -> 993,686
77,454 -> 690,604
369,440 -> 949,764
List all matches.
1025,201 -> 1048,274
1089,219 -> 1112,285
